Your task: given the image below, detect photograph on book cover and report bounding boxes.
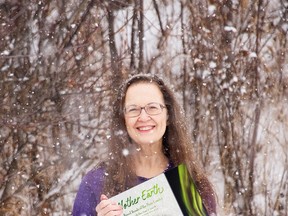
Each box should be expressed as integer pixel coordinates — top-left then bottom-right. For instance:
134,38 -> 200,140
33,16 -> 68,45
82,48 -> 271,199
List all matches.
110,164 -> 208,216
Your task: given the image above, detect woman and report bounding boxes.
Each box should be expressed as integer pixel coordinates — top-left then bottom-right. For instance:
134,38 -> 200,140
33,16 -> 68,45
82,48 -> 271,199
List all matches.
72,74 -> 217,216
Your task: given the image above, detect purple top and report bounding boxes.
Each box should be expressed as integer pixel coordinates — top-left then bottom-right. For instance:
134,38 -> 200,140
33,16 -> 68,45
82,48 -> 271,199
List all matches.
72,163 -> 174,216
72,163 -> 216,216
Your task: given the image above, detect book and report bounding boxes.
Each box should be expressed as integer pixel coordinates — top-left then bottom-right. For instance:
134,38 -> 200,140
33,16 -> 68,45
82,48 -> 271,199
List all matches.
110,164 -> 208,216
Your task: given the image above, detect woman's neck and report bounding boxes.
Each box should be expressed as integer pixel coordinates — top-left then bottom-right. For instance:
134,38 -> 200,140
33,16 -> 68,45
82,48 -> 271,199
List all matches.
131,145 -> 169,178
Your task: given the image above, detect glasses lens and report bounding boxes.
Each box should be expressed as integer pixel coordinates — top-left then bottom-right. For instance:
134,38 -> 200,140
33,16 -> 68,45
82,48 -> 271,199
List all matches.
146,103 -> 162,115
125,105 -> 140,117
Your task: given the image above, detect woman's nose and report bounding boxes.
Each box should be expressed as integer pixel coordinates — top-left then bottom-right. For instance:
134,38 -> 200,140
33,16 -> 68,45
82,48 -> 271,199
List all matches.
138,108 -> 151,121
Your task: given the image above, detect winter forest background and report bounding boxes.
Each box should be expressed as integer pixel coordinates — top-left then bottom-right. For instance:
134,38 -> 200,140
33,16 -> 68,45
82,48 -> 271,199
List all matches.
0,0 -> 287,215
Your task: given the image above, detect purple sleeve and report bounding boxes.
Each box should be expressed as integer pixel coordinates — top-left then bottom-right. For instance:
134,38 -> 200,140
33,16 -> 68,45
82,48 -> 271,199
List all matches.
72,168 -> 105,216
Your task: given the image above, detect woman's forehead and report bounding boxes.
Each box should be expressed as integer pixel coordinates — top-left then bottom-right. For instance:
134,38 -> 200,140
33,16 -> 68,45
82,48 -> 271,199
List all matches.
124,83 -> 164,105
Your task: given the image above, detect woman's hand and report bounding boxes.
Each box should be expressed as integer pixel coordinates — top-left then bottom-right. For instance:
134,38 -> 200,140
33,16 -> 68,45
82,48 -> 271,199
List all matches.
96,194 -> 123,216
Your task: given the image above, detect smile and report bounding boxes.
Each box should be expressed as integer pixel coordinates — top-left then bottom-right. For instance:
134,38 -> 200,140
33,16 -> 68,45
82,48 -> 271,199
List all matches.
137,126 -> 155,131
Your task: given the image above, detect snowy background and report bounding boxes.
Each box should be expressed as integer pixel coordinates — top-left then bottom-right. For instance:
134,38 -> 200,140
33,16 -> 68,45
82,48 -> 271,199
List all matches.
0,0 -> 287,215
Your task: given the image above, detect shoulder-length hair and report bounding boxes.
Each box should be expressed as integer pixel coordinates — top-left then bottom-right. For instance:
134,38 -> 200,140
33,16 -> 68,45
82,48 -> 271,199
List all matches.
102,73 -> 216,214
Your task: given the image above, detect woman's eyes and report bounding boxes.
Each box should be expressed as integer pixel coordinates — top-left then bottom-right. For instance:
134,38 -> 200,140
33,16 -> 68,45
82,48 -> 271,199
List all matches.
127,107 -> 138,112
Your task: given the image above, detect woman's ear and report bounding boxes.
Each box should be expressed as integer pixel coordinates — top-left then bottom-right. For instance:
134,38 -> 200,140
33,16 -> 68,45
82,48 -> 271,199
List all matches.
166,114 -> 169,125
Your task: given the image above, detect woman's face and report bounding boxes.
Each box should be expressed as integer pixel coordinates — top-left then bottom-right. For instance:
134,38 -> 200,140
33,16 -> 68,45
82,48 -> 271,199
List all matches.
124,82 -> 168,147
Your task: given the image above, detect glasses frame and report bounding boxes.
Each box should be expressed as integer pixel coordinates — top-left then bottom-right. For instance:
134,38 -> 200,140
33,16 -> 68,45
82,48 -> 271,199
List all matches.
124,102 -> 166,118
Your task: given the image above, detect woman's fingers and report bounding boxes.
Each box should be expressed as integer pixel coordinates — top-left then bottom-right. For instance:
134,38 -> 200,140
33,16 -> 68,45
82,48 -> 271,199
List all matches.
101,202 -> 122,215
96,194 -> 123,216
100,194 -> 108,201
97,202 -> 123,216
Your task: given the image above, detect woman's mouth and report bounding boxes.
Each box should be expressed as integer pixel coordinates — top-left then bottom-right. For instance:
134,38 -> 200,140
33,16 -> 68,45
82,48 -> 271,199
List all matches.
137,126 -> 155,132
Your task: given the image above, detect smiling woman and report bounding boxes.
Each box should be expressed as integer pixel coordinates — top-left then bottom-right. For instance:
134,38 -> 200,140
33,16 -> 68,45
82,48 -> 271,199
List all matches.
124,83 -> 168,149
72,74 -> 217,216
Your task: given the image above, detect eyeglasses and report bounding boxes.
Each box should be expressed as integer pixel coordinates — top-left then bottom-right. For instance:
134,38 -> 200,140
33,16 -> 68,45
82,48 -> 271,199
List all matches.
124,102 -> 166,118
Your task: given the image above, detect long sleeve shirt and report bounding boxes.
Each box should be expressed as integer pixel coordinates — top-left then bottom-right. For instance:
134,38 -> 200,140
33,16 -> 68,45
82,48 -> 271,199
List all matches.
72,162 -> 216,216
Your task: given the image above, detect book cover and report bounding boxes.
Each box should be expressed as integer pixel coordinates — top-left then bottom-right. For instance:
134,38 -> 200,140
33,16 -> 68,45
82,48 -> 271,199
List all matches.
110,164 -> 208,216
